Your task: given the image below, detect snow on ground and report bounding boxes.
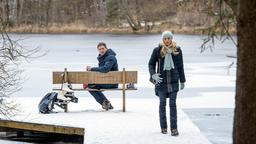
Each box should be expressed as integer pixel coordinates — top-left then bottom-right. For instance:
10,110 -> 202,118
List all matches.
0,140 -> 22,144
11,97 -> 211,144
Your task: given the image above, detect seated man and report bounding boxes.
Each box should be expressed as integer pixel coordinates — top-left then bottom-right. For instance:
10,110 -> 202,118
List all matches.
86,42 -> 118,111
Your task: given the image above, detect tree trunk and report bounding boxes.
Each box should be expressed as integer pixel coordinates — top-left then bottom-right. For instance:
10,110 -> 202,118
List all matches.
119,0 -> 141,31
45,0 -> 51,27
86,0 -> 92,17
125,12 -> 140,31
16,0 -> 24,26
5,0 -> 10,26
233,0 -> 256,143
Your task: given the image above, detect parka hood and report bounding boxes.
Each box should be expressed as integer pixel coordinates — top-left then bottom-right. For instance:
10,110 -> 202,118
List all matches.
97,49 -> 116,61
97,49 -> 116,60
105,49 -> 116,56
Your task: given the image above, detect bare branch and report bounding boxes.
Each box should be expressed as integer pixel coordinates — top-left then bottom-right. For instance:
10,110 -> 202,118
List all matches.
198,0 -> 237,52
0,15 -> 44,118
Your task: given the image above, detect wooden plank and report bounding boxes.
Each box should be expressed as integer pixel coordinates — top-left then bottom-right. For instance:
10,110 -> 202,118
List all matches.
125,71 -> 138,84
0,120 -> 84,136
53,71 -> 137,84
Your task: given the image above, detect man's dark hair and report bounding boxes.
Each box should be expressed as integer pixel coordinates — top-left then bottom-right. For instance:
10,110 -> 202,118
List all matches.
97,42 -> 107,49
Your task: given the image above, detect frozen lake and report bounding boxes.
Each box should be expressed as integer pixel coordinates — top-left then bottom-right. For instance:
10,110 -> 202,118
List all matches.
11,33 -> 236,97
5,33 -> 236,144
184,108 -> 234,144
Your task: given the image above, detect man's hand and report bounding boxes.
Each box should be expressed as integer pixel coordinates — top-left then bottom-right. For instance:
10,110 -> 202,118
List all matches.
152,73 -> 163,84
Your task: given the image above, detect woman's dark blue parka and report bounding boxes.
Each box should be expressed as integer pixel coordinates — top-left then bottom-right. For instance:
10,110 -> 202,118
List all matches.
148,45 -> 186,95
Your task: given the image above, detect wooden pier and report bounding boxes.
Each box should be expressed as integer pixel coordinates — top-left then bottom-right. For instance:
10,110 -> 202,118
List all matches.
0,119 -> 84,143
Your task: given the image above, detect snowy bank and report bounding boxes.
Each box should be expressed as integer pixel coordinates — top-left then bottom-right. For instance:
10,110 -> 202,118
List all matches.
7,97 -> 212,144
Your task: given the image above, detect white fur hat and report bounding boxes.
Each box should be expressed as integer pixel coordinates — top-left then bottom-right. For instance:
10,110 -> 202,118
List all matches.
162,31 -> 173,40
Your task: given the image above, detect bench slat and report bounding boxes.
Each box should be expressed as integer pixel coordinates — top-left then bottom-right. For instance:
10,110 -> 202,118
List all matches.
53,71 -> 137,84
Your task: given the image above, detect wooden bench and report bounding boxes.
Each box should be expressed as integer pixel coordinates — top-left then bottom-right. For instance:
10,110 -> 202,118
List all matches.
52,68 -> 138,112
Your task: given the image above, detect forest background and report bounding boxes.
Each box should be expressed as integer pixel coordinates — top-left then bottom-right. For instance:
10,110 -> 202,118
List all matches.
0,0 -> 236,34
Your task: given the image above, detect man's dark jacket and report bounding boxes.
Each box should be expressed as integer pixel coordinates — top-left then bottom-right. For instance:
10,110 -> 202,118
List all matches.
90,49 -> 118,89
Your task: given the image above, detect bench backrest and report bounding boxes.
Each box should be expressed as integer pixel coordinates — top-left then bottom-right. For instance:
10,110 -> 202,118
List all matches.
53,70 -> 137,84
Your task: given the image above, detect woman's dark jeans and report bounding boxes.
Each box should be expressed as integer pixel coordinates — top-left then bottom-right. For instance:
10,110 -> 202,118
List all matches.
158,91 -> 178,129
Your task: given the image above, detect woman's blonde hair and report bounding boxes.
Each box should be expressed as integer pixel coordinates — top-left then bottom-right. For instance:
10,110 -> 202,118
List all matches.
160,41 -> 178,57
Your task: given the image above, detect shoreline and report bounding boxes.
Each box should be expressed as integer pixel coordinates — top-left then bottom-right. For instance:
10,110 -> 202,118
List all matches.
6,24 -> 236,35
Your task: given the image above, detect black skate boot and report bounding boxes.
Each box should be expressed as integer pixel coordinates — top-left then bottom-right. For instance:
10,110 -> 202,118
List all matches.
161,128 -> 167,134
171,129 -> 179,136
102,100 -> 114,111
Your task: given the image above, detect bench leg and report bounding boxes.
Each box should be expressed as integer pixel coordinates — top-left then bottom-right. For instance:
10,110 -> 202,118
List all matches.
122,89 -> 125,112
122,68 -> 126,112
64,104 -> 68,112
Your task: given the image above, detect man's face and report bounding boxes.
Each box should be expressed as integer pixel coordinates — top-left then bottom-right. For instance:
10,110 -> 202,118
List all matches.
163,37 -> 172,46
98,45 -> 108,56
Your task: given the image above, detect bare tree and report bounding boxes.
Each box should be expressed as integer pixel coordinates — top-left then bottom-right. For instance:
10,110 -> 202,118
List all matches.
117,0 -> 177,32
0,16 -> 42,119
16,0 -> 24,26
140,0 -> 177,32
45,0 -> 52,27
118,0 -> 142,31
176,0 -> 236,52
0,0 -> 11,26
177,0 -> 212,27
202,0 -> 237,52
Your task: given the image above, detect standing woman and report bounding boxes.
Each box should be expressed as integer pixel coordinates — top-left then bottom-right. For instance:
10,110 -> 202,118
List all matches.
148,31 -> 186,136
